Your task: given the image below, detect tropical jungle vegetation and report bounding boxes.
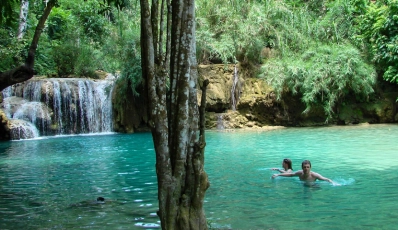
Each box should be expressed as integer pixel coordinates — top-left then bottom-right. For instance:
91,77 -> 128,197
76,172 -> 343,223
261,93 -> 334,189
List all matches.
0,1 -> 397,229
0,0 -> 398,229
1,0 -> 397,117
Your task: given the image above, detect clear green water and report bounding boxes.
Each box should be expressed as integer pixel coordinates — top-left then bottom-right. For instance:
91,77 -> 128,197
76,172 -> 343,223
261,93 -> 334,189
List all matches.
0,124 -> 397,229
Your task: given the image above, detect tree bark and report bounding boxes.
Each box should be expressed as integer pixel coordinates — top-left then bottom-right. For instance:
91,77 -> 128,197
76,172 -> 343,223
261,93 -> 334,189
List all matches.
0,0 -> 55,91
140,0 -> 210,229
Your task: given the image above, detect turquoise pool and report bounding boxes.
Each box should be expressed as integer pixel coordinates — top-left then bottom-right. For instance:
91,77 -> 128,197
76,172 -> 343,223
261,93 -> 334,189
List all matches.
0,124 -> 397,229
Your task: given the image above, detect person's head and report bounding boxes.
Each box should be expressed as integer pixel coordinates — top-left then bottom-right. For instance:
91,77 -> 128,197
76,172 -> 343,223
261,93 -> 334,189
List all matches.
97,197 -> 105,202
301,160 -> 311,173
282,158 -> 293,170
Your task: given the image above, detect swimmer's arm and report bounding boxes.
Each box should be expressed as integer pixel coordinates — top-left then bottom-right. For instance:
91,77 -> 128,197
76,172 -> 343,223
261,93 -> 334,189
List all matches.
271,168 -> 286,173
272,171 -> 299,178
314,173 -> 340,185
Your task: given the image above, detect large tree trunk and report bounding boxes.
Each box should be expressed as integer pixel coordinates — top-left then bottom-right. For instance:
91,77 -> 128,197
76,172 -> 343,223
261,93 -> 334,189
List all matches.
140,0 -> 210,229
17,0 -> 29,40
0,0 -> 55,91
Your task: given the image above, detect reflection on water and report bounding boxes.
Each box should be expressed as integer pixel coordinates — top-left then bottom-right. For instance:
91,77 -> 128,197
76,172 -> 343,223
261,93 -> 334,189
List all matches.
0,124 -> 398,229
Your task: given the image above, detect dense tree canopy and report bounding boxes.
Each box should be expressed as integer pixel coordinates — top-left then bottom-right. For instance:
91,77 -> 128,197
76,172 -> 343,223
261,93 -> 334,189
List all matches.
0,0 -> 394,89
0,0 -> 395,127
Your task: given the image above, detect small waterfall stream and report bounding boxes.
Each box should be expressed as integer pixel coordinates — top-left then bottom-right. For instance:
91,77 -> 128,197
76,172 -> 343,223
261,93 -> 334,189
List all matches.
1,78 -> 115,139
216,113 -> 225,130
231,64 -> 239,111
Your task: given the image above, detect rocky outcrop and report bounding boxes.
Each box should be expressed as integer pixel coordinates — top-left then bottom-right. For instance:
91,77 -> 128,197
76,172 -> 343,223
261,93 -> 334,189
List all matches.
113,64 -> 398,131
0,109 -> 11,140
197,65 -> 237,112
9,119 -> 40,140
199,64 -> 398,128
336,92 -> 398,125
111,82 -> 149,133
199,64 -> 327,128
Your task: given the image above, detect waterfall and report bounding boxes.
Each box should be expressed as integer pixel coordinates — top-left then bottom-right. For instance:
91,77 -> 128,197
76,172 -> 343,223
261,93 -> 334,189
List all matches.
216,113 -> 225,130
231,64 -> 239,111
9,119 -> 40,139
1,78 -> 115,139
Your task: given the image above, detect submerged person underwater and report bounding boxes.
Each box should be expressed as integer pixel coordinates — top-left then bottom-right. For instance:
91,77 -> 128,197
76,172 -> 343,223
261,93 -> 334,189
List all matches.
68,197 -> 122,208
272,160 -> 340,186
271,158 -> 293,173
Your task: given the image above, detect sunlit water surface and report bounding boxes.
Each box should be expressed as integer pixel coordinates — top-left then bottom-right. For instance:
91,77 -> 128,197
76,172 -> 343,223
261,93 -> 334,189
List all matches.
0,124 -> 397,229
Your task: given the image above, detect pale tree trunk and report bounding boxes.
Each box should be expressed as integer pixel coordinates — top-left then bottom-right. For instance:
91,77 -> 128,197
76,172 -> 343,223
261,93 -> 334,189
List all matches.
140,0 -> 210,229
17,0 -> 30,40
0,0 -> 55,91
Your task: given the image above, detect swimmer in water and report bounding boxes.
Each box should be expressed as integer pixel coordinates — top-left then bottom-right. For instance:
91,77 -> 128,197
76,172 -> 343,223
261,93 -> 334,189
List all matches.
68,197 -> 106,208
271,158 -> 293,173
272,160 -> 340,186
96,197 -> 105,203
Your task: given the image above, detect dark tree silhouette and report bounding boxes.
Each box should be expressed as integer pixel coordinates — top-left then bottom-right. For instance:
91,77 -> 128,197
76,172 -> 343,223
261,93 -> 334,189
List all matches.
0,0 -> 56,91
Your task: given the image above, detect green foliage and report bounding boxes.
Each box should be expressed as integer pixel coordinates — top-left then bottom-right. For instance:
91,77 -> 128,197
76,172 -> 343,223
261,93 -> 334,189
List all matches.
1,0 -> 392,113
354,0 -> 398,84
250,0 -> 384,118
196,0 -> 295,64
47,7 -> 71,40
52,38 -> 102,78
120,54 -> 141,96
33,35 -> 57,75
285,0 -> 327,14
101,0 -> 130,11
117,26 -> 142,100
0,0 -> 18,25
350,0 -> 368,15
384,66 -> 398,84
52,41 -> 79,76
315,0 -> 355,43
0,28 -> 27,71
260,43 -> 376,120
195,0 -> 356,65
74,1 -> 109,44
75,43 -> 99,78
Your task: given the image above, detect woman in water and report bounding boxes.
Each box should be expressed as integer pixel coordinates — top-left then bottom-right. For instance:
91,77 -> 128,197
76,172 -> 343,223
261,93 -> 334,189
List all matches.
272,158 -> 293,173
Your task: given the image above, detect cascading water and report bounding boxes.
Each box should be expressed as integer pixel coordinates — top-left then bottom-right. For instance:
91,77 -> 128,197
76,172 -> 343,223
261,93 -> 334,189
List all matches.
1,78 -> 115,139
216,113 -> 225,130
231,64 -> 239,111
9,119 -> 40,139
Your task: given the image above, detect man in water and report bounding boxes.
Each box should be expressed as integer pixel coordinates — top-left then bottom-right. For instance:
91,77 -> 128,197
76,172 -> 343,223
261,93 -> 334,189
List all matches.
272,160 -> 339,186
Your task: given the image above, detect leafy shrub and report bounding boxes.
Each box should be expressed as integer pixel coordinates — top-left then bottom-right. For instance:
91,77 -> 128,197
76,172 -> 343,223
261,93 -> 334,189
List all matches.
75,43 -> 98,78
52,41 -> 79,77
75,1 -> 109,45
33,35 -> 57,75
47,7 -> 71,40
0,28 -> 27,71
260,43 -> 376,120
118,27 -> 142,97
354,0 -> 398,84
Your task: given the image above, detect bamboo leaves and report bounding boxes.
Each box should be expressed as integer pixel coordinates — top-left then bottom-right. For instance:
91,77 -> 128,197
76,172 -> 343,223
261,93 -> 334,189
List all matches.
260,44 -> 376,120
